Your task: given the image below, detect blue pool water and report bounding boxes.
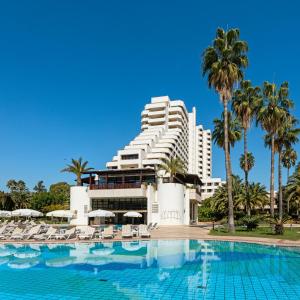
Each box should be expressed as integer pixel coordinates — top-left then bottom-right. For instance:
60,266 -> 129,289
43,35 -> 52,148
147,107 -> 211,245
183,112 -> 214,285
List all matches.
0,240 -> 300,299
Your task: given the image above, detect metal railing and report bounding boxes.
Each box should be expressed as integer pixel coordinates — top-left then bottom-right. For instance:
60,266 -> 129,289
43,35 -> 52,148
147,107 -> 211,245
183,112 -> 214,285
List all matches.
89,182 -> 142,190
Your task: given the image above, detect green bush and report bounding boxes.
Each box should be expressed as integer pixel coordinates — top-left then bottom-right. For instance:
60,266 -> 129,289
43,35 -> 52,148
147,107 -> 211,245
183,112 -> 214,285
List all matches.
268,215 -> 291,235
198,206 -> 223,222
239,215 -> 261,231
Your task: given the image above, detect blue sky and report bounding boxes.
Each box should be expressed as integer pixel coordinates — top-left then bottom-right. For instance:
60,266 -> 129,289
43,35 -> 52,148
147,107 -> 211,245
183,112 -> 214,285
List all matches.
0,0 -> 299,190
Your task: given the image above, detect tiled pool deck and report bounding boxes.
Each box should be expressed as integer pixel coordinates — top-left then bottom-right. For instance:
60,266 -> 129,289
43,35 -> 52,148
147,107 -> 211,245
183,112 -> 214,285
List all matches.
0,225 -> 300,247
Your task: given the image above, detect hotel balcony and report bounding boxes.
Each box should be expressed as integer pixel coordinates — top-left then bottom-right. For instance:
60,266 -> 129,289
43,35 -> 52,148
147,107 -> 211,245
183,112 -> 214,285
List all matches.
148,110 -> 166,118
81,168 -> 156,198
148,117 -> 165,125
106,161 -> 118,168
145,101 -> 167,110
141,110 -> 148,117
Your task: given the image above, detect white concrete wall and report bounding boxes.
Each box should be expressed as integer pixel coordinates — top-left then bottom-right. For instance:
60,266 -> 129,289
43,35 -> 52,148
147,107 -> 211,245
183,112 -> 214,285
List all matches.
70,186 -> 90,226
184,189 -> 190,225
158,183 -> 185,225
146,184 -> 157,225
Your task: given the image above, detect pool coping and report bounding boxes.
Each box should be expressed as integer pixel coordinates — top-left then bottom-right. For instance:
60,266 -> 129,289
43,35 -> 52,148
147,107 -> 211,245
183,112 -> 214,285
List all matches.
1,235 -> 300,248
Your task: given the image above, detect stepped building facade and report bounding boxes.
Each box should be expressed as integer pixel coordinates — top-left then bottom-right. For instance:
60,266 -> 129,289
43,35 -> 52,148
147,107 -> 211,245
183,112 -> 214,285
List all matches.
106,96 -> 223,192
70,96 -> 224,226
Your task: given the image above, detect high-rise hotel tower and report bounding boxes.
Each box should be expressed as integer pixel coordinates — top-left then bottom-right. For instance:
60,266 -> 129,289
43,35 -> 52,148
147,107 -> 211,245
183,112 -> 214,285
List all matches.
106,96 -> 223,198
70,96 -> 223,226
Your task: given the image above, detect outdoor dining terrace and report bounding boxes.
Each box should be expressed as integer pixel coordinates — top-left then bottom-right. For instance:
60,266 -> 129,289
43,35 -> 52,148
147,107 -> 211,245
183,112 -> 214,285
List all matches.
81,168 -> 157,190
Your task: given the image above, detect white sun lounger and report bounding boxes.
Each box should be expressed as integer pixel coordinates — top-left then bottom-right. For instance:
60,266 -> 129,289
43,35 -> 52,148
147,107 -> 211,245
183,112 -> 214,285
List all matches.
53,227 -> 76,240
34,227 -> 57,240
138,224 -> 151,238
122,225 -> 133,238
151,223 -> 158,230
77,226 -> 95,240
102,226 -> 115,239
11,225 -> 41,240
7,227 -> 25,240
0,225 -> 8,235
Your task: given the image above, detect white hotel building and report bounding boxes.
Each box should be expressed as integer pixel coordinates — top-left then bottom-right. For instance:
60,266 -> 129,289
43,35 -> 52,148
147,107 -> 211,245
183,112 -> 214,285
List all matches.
70,96 -> 224,226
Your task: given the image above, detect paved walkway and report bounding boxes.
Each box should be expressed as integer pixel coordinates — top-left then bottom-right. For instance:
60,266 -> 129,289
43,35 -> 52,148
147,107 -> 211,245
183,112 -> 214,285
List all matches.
1,225 -> 300,247
151,225 -> 300,247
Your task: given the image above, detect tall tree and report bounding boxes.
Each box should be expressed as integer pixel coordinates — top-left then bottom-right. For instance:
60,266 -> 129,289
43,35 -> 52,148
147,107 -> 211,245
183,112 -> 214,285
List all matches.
282,147 -> 298,214
202,28 -> 248,232
285,164 -> 300,216
232,80 -> 261,207
239,152 -> 255,215
282,148 -> 297,180
6,180 -> 31,209
159,156 -> 186,183
267,117 -> 300,219
61,157 -> 94,186
257,81 -> 293,217
212,112 -> 242,152
0,191 -> 14,210
33,180 -> 47,193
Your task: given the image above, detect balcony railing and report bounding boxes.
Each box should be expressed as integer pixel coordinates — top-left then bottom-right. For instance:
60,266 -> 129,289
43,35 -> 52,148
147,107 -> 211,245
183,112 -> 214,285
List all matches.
90,182 -> 142,190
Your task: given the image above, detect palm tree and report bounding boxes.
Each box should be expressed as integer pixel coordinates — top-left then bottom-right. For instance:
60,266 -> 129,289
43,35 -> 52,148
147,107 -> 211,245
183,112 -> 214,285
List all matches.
202,28 -> 248,232
239,152 -> 255,176
239,152 -> 255,215
232,80 -> 261,207
240,152 -> 255,171
208,177 -> 268,217
265,119 -> 298,220
282,148 -> 297,179
276,121 -> 299,219
208,175 -> 244,214
33,180 -> 47,193
282,148 -> 298,214
285,165 -> 300,217
159,156 -> 186,183
240,182 -> 268,215
257,81 -> 294,217
6,180 -> 31,209
61,157 -> 94,186
212,112 -> 242,151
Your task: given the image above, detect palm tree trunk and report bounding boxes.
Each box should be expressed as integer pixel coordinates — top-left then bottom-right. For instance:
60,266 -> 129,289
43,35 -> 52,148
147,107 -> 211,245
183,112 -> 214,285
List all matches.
270,135 -> 275,217
244,128 -> 250,216
287,167 -> 290,214
278,150 -> 283,221
223,99 -> 235,233
77,175 -> 82,186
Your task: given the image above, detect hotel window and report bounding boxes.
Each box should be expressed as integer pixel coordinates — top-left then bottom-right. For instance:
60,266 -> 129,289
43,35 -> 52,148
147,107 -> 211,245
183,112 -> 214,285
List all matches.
121,154 -> 139,160
92,198 -> 147,211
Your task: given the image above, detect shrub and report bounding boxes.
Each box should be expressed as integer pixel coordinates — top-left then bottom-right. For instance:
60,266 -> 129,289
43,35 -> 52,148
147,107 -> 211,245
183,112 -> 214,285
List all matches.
239,215 -> 261,231
268,215 -> 291,235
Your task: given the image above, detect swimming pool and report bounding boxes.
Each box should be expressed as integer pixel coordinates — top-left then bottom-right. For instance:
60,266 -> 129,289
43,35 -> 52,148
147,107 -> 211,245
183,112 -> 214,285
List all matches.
0,240 -> 299,299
